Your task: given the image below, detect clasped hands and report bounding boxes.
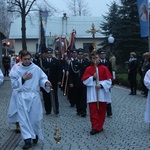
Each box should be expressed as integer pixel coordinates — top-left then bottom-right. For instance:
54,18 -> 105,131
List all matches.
95,84 -> 102,89
93,73 -> 102,89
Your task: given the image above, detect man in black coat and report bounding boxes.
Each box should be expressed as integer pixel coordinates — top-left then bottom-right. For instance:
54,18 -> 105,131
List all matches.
68,48 -> 91,117
38,51 -> 50,114
128,52 -> 138,95
98,49 -> 113,117
2,55 -> 11,76
67,49 -> 78,107
32,52 -> 40,66
43,48 -> 61,115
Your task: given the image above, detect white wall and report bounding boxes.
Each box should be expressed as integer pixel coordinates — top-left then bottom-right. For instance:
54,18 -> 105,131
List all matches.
76,38 -> 102,49
13,38 -> 103,54
14,39 -> 38,54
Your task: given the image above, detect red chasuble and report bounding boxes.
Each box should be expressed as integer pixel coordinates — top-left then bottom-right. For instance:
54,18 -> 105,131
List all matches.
82,64 -> 113,81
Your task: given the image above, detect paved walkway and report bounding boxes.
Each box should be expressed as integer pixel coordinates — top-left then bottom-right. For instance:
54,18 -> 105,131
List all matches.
0,77 -> 150,150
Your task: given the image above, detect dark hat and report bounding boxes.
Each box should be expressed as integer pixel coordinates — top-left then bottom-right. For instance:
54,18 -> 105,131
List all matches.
77,48 -> 84,54
98,49 -> 106,54
71,49 -> 77,53
46,48 -> 53,53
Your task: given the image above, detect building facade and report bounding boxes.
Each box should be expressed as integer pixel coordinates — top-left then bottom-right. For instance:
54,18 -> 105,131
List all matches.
9,14 -> 105,54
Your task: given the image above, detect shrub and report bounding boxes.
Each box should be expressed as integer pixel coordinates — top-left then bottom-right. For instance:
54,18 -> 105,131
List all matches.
115,72 -> 143,90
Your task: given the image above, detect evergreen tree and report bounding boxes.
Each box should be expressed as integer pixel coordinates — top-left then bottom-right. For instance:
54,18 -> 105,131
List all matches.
100,2 -> 119,51
117,0 -> 148,64
100,0 -> 148,65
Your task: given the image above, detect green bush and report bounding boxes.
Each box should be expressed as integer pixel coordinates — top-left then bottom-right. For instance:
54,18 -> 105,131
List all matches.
115,73 -> 143,90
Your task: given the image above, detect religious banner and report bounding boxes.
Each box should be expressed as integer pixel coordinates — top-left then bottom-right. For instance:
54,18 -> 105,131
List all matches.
137,0 -> 149,37
66,29 -> 76,58
39,10 -> 48,34
38,10 -> 48,53
54,36 -> 68,58
68,29 -> 76,51
47,36 -> 55,47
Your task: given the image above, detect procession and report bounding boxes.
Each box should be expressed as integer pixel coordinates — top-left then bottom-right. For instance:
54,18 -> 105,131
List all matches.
0,44 -> 150,150
1,0 -> 150,150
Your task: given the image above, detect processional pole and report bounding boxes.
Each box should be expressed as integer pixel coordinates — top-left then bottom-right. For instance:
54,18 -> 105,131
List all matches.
63,29 -> 76,96
86,23 -> 101,109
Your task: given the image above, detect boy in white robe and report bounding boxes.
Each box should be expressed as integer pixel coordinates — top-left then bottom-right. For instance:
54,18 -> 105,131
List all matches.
7,62 -> 22,132
7,50 -> 23,133
144,69 -> 150,123
0,69 -> 4,85
82,53 -> 113,135
9,51 -> 51,150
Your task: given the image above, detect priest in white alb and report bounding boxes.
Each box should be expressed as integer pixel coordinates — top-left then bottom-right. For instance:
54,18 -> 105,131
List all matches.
8,50 -> 51,150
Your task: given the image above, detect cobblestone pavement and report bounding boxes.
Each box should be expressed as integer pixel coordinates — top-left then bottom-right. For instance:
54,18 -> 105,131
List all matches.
0,77 -> 150,150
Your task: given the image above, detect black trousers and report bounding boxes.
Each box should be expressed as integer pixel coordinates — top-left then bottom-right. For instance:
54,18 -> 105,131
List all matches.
3,65 -> 9,76
72,86 -> 87,115
68,87 -> 76,106
107,103 -> 112,116
107,88 -> 112,116
42,86 -> 59,114
129,80 -> 137,94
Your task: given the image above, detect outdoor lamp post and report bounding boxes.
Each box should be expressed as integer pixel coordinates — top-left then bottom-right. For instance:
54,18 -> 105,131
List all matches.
6,41 -> 10,56
108,35 -> 115,52
3,41 -> 10,56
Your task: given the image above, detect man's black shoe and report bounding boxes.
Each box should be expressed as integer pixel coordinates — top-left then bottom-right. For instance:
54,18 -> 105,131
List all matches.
81,113 -> 86,117
107,113 -> 112,117
33,135 -> 38,144
77,112 -> 81,116
143,95 -> 147,97
55,111 -> 59,115
23,142 -> 32,149
141,92 -> 145,95
16,123 -> 20,133
129,93 -> 134,95
90,129 -> 103,135
45,112 -> 50,115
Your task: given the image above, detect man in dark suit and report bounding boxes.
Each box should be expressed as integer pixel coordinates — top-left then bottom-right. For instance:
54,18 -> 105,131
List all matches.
68,48 -> 90,117
42,48 -> 61,115
32,52 -> 40,66
67,49 -> 78,107
98,49 -> 113,117
2,54 -> 11,76
38,51 -> 50,114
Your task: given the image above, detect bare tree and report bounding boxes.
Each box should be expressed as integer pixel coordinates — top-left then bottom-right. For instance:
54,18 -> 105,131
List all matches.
0,0 -> 10,68
0,1 -> 12,37
7,0 -> 37,50
64,0 -> 91,16
7,0 -> 56,50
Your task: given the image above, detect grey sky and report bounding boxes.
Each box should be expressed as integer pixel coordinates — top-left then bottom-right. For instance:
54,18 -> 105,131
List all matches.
50,0 -> 120,16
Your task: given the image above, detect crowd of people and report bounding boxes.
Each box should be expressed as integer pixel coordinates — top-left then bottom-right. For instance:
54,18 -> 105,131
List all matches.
127,51 -> 150,97
1,48 -> 150,149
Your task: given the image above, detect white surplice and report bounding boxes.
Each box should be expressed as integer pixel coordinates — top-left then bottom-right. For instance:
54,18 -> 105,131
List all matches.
0,69 -> 4,85
7,62 -> 22,123
9,62 -> 50,140
144,69 -> 150,123
83,76 -> 112,103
